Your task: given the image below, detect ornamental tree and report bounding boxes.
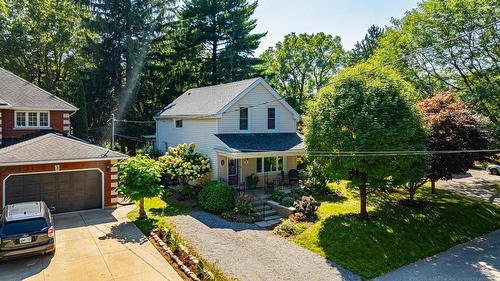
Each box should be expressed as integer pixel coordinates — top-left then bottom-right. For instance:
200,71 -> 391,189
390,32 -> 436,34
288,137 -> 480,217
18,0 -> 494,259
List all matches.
159,143 -> 211,189
304,63 -> 427,219
116,154 -> 164,219
419,92 -> 492,193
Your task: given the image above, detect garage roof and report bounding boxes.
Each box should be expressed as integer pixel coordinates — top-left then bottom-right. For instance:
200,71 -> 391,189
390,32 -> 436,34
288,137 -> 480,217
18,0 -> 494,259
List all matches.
0,133 -> 127,166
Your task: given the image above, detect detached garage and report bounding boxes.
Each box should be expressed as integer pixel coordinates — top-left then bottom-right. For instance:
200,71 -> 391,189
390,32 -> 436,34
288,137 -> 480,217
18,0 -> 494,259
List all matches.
0,133 -> 127,212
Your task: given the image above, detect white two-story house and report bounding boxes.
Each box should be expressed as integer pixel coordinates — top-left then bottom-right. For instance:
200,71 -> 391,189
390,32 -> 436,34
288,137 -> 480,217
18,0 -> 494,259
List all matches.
155,77 -> 305,188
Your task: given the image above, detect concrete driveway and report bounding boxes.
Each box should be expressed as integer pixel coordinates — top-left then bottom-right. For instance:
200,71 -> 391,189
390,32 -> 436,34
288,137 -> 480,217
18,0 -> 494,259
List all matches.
438,169 -> 500,206
374,230 -> 500,281
0,206 -> 182,281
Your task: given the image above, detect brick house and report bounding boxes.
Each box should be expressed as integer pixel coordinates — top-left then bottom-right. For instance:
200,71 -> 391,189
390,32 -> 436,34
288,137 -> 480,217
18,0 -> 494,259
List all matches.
0,67 -> 127,213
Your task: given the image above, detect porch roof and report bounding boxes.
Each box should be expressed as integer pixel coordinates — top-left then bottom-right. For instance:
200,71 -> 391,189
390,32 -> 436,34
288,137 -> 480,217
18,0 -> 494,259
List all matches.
215,133 -> 305,157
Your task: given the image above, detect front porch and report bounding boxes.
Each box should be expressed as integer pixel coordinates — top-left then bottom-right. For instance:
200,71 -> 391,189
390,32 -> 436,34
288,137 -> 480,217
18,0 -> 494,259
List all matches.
216,153 -> 302,192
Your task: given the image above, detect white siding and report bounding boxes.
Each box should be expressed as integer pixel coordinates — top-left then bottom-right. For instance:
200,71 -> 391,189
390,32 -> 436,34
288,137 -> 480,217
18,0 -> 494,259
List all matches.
217,84 -> 296,134
156,118 -> 223,180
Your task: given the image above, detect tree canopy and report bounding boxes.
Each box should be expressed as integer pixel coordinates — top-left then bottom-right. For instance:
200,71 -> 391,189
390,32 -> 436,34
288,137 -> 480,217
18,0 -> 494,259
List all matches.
349,25 -> 384,65
259,32 -> 346,113
304,62 -> 427,219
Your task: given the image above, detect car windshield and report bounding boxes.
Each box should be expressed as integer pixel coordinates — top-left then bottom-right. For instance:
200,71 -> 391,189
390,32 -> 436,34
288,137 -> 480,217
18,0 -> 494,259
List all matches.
0,218 -> 48,236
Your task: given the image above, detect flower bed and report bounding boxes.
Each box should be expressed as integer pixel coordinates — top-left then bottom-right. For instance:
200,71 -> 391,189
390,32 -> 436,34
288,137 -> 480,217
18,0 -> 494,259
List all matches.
150,228 -> 215,281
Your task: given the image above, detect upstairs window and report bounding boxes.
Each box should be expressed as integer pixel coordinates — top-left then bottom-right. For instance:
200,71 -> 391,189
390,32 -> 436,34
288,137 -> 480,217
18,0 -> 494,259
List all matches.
175,119 -> 183,128
15,111 -> 50,128
239,107 -> 248,130
268,108 -> 276,130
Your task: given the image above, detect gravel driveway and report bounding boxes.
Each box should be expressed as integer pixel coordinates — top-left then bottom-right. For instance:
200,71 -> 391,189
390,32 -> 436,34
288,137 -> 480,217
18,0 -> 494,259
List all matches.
170,211 -> 359,281
438,169 -> 500,205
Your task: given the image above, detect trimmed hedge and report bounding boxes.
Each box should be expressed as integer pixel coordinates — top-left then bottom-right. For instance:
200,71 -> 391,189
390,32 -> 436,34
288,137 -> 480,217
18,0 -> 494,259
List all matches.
198,181 -> 236,214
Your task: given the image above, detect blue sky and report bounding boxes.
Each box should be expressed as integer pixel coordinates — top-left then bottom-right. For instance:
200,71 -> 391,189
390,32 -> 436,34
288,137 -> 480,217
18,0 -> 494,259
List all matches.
253,0 -> 420,55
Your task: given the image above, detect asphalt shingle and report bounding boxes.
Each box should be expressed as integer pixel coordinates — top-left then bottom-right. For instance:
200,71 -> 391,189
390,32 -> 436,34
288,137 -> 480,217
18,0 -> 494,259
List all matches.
157,77 -> 261,117
215,133 -> 305,152
0,133 -> 127,165
0,67 -> 77,111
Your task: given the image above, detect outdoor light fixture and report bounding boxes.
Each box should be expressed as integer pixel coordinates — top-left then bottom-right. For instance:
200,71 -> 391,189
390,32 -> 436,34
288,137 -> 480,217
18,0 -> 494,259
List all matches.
220,160 -> 225,166
244,159 -> 249,165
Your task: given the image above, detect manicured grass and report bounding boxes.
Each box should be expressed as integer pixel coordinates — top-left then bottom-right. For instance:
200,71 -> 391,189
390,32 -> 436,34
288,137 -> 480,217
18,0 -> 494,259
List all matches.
288,183 -> 500,279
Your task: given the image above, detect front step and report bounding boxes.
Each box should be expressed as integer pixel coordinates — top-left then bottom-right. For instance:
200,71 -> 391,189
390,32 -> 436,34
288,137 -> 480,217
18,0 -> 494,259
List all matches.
253,209 -> 278,218
255,218 -> 281,229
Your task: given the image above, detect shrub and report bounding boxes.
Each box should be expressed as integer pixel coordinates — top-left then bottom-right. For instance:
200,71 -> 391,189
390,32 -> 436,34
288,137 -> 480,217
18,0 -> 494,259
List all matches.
289,188 -> 307,200
198,181 -> 236,214
271,190 -> 286,202
273,219 -> 306,237
293,196 -> 321,222
234,193 -> 255,215
280,196 -> 294,207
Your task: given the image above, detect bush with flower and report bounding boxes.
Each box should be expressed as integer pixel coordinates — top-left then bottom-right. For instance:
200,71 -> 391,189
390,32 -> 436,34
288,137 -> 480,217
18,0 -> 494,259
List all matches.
159,143 -> 211,197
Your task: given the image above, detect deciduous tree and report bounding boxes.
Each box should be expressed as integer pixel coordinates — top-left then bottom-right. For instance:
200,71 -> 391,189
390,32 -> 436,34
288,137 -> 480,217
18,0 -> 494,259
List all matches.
305,63 -> 427,219
419,92 -> 492,193
116,154 -> 164,219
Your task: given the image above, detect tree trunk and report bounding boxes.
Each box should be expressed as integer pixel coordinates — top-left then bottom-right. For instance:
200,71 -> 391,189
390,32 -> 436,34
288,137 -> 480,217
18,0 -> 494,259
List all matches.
409,190 -> 415,201
431,180 -> 436,194
139,197 -> 147,219
359,179 -> 368,220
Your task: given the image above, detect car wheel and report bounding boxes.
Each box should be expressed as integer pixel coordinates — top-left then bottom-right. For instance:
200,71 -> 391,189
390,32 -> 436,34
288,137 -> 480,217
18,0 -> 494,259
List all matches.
491,168 -> 500,175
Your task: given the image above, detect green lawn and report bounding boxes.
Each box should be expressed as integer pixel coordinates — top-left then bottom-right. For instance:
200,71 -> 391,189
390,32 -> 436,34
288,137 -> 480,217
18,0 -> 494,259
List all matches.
289,184 -> 500,279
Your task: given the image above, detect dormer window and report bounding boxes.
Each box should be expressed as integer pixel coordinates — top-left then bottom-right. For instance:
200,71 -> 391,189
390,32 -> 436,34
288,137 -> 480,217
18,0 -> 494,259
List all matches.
15,111 -> 50,128
239,107 -> 248,130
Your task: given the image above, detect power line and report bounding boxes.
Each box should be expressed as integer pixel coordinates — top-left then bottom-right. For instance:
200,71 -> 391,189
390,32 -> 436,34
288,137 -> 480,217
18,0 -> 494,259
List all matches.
230,148 -> 500,156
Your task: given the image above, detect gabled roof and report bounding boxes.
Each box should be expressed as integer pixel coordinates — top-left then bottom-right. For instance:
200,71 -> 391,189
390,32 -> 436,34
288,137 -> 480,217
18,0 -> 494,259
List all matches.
156,77 -> 299,119
0,67 -> 77,111
215,133 -> 305,153
0,133 -> 127,166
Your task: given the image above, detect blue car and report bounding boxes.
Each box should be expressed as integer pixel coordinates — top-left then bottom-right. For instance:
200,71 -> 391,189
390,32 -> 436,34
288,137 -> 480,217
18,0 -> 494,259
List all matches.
0,201 -> 55,260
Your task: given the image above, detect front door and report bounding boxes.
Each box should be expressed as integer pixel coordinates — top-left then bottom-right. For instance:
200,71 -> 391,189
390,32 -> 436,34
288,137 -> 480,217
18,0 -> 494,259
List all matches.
228,159 -> 239,186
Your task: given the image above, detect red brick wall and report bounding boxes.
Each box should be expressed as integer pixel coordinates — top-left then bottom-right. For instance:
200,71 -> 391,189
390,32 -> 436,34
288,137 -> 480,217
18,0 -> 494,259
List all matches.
0,160 -> 117,211
0,109 -> 70,139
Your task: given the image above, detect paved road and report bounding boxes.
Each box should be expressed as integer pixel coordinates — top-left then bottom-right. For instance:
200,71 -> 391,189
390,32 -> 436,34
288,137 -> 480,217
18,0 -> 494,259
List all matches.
375,229 -> 500,281
170,211 -> 359,281
0,206 -> 182,281
438,169 -> 500,206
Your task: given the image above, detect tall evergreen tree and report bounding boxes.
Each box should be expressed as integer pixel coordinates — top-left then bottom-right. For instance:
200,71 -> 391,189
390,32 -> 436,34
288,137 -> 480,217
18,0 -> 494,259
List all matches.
179,0 -> 266,85
349,25 -> 384,65
72,79 -> 89,139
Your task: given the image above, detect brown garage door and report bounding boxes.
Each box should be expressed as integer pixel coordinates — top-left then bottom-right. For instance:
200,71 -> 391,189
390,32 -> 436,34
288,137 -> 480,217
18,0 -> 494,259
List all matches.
5,170 -> 102,213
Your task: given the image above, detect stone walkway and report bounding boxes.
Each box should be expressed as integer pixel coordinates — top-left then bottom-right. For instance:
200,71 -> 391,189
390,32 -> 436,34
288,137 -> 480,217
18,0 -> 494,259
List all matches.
375,230 -> 500,281
438,169 -> 500,206
170,211 -> 359,281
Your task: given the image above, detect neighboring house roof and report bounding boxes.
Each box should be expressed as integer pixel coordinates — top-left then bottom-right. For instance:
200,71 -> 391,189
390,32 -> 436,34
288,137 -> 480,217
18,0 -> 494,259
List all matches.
157,77 -> 299,119
0,67 -> 77,111
0,132 -> 127,166
215,133 -> 305,152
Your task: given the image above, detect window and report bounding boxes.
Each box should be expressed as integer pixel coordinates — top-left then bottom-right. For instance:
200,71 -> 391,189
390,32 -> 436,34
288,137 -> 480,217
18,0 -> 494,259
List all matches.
175,119 -> 183,128
15,111 -> 50,128
239,107 -> 248,130
256,156 -> 284,173
39,112 -> 49,127
268,108 -> 276,130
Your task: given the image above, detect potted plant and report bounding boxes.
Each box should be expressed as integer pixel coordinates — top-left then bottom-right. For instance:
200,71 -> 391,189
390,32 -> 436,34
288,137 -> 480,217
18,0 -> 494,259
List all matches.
245,173 -> 259,190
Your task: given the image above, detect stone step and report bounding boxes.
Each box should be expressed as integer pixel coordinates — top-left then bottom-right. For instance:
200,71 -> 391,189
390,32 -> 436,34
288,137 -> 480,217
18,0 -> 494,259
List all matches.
254,204 -> 273,212
252,209 -> 278,218
263,214 -> 281,221
255,218 -> 281,229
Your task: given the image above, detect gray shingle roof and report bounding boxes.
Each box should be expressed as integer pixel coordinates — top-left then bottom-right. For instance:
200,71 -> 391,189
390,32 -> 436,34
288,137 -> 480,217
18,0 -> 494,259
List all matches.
0,133 -> 127,166
215,133 -> 305,152
158,77 -> 261,117
0,67 -> 77,111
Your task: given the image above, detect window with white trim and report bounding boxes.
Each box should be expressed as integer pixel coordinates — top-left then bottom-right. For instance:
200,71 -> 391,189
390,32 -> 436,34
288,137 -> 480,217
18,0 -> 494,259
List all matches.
15,111 -> 50,128
268,107 -> 276,130
175,119 -> 183,128
239,107 -> 249,130
256,156 -> 284,173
